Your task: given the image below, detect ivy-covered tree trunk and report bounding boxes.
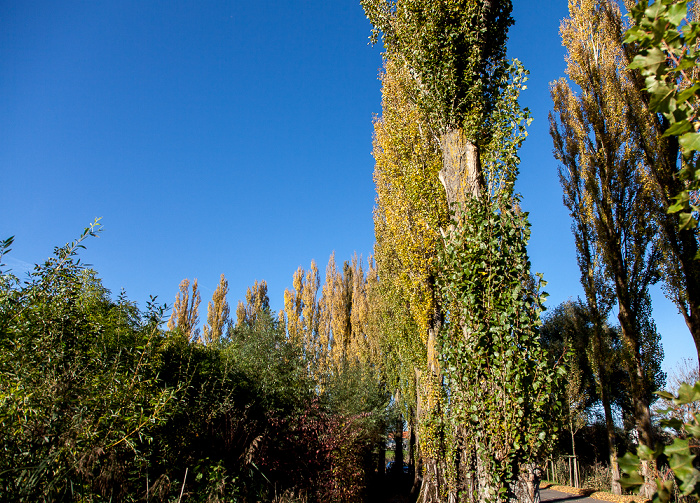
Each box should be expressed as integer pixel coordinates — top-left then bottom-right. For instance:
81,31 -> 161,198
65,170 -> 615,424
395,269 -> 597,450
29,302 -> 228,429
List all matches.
417,321 -> 446,503
436,124 -> 557,503
438,128 -> 481,503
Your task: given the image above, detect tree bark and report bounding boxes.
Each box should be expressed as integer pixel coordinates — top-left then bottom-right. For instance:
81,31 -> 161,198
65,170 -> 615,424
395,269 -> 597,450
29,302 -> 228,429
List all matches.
439,129 -> 485,207
614,271 -> 656,499
512,463 -> 541,503
600,368 -> 622,495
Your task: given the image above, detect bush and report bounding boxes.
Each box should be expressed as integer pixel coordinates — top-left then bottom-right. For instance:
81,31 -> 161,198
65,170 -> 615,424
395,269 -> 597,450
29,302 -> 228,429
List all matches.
0,225 -> 390,502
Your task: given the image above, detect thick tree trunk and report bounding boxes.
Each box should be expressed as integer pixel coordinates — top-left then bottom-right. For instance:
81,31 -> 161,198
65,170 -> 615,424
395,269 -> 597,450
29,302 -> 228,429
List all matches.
449,424 -> 472,503
615,288 -> 656,499
439,129 -> 485,207
511,463 -> 541,503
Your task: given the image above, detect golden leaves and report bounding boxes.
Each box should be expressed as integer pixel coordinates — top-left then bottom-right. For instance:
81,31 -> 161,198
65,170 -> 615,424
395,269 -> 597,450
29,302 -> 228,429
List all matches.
236,280 -> 269,328
372,59 -> 447,341
202,274 -> 230,346
167,278 -> 201,342
284,253 -> 382,380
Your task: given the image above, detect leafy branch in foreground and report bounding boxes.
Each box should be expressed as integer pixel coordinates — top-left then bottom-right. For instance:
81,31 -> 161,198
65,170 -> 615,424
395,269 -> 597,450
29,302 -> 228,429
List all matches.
626,0 -> 700,232
620,382 -> 700,503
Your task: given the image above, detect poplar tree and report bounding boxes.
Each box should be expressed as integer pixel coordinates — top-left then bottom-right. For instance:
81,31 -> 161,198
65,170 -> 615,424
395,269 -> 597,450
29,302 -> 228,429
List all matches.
284,266 -> 305,348
371,58 -> 448,500
235,280 -> 269,328
365,2 -> 562,502
549,0 -> 666,496
557,110 -> 624,493
349,254 -> 372,367
202,274 -> 230,346
316,253 -> 380,375
167,278 -> 201,342
283,261 -> 323,376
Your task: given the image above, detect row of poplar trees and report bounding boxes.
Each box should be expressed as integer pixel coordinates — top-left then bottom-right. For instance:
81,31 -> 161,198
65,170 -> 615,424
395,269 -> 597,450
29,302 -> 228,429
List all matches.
168,253 -> 383,380
164,1 -> 700,501
550,0 -> 700,498
360,0 -> 700,502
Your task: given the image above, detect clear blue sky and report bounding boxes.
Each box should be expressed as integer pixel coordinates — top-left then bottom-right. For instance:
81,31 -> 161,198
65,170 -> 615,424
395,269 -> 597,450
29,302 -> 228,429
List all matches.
0,0 -> 692,376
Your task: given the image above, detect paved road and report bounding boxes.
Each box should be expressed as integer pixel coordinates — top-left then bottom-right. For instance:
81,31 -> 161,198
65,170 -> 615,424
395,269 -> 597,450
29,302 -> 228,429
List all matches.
541,488 -> 603,503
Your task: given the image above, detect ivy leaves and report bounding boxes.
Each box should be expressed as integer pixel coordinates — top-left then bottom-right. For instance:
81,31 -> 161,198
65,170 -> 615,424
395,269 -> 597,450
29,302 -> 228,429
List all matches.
626,0 -> 700,231
436,198 -> 562,499
620,382 -> 700,503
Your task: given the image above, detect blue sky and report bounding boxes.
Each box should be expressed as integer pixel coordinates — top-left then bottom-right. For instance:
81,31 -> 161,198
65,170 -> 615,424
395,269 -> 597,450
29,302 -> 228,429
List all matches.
0,0 -> 693,376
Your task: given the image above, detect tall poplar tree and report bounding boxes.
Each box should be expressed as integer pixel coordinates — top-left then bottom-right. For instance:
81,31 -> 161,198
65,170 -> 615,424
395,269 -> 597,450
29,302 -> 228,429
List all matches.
284,266 -> 305,348
283,261 -> 323,376
371,58 -> 449,501
168,278 -> 201,342
365,2 -> 562,502
557,107 -> 624,493
235,280 -> 269,328
549,0 -> 666,496
202,274 -> 230,346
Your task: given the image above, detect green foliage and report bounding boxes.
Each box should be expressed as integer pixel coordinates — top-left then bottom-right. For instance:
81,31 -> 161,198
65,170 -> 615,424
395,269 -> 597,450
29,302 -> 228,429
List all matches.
481,60 -> 532,200
620,381 -> 700,503
361,0 -> 514,139
437,198 -> 564,500
0,223 -> 390,502
0,220 -> 176,501
626,0 -> 700,232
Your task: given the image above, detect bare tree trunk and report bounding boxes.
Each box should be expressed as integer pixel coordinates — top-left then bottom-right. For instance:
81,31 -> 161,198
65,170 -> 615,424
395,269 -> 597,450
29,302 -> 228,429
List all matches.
601,381 -> 622,494
439,129 -> 484,207
512,463 -> 541,503
395,412 -> 404,474
616,298 -> 656,499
